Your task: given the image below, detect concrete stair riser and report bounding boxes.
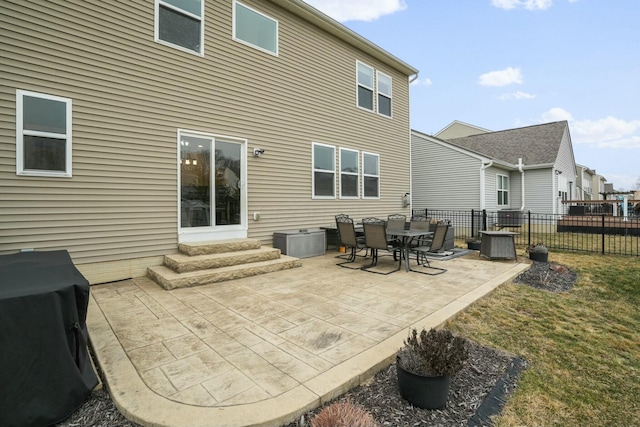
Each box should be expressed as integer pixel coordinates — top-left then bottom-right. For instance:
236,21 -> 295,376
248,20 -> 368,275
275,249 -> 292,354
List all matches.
148,257 -> 302,290
164,248 -> 282,273
178,239 -> 261,256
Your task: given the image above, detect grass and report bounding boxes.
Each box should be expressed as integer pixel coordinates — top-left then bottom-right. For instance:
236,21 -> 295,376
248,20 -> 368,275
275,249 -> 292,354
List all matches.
446,252 -> 640,427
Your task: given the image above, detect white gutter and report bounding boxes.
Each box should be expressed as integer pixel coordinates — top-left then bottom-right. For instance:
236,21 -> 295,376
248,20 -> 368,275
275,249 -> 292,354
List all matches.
518,158 -> 525,211
480,161 -> 493,210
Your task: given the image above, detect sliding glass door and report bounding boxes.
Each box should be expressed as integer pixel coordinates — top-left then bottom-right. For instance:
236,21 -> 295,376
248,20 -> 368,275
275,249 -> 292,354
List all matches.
179,132 -> 246,239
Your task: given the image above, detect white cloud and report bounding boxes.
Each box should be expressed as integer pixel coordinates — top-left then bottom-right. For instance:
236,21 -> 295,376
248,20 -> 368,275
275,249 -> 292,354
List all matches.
541,107 -> 573,122
492,0 -> 579,10
571,116 -> 640,147
492,0 -> 553,10
411,77 -> 432,87
539,108 -> 640,149
498,91 -> 536,100
478,67 -> 523,87
302,0 -> 407,22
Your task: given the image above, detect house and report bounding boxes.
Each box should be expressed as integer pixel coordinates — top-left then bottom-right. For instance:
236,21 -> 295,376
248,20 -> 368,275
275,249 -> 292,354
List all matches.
575,164 -> 609,201
411,121 -> 577,215
576,164 -> 596,200
0,0 -> 418,284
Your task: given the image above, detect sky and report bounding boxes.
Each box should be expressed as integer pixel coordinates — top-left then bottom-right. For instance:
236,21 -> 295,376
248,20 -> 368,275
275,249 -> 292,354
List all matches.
302,0 -> 640,192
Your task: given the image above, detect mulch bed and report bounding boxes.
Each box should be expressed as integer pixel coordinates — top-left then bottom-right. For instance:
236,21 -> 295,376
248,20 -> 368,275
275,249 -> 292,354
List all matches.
513,260 -> 577,292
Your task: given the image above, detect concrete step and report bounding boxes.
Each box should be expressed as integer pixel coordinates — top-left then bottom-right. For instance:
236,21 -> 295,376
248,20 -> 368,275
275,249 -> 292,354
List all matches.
178,238 -> 262,256
164,247 -> 282,273
147,256 -> 302,290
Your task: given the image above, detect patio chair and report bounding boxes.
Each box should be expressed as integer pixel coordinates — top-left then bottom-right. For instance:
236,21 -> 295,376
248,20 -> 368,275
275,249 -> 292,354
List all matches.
409,216 -> 431,248
335,216 -> 367,268
387,213 -> 406,259
361,217 -> 398,275
409,223 -> 449,275
334,213 -> 350,259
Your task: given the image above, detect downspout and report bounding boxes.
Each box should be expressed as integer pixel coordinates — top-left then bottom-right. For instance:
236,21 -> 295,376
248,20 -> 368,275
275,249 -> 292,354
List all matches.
480,161 -> 493,210
518,158 -> 525,210
409,72 -> 419,84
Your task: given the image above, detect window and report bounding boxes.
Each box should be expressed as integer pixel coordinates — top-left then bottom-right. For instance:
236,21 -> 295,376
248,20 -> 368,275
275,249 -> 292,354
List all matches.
156,0 -> 203,55
357,61 -> 374,111
313,143 -> 335,198
362,152 -> 379,198
233,1 -> 278,55
340,148 -> 359,198
377,71 -> 392,117
16,90 -> 72,177
497,175 -> 509,206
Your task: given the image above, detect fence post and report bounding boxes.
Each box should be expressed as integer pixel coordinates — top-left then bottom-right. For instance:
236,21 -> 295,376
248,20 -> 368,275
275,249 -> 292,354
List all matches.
527,210 -> 531,246
601,214 -> 605,254
482,209 -> 487,231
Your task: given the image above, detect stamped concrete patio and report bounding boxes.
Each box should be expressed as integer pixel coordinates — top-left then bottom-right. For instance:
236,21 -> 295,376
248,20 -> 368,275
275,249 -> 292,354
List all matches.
87,251 -> 529,427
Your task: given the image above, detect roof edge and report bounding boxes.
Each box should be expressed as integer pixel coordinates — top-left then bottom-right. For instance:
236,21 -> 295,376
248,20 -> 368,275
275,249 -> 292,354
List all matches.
268,0 -> 418,76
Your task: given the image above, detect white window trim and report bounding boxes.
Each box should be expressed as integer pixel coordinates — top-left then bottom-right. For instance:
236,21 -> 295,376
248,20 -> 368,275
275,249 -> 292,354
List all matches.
356,61 -> 375,112
339,147 -> 359,199
232,0 -> 279,56
312,142 -> 336,200
154,0 -> 204,56
362,151 -> 380,199
497,174 -> 509,206
16,89 -> 72,178
376,70 -> 392,118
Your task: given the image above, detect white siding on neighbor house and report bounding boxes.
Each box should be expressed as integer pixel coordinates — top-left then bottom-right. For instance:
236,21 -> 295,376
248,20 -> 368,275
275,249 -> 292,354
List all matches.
554,128 -> 578,200
0,0 -> 414,269
523,168 -> 553,214
411,132 -> 482,210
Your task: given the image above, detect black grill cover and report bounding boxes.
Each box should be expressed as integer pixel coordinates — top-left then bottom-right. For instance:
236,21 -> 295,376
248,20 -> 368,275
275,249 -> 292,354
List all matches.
0,250 -> 99,427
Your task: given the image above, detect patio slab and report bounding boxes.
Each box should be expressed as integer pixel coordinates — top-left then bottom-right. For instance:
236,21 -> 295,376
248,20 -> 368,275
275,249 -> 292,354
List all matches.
87,251 -> 529,427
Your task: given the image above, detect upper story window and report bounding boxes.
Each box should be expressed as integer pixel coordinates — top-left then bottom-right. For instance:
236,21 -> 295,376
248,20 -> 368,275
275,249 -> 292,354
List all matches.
313,143 -> 335,199
155,0 -> 204,55
497,174 -> 509,206
363,152 -> 380,198
340,148 -> 359,198
233,1 -> 278,55
377,71 -> 392,117
357,61 -> 374,111
16,90 -> 72,177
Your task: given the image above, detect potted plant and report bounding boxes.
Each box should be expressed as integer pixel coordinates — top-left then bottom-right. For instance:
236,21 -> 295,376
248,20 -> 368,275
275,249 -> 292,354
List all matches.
396,327 -> 469,409
526,243 -> 549,262
466,237 -> 481,251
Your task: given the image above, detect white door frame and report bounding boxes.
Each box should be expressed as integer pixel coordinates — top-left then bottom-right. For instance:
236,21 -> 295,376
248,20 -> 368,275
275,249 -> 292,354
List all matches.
177,129 -> 248,243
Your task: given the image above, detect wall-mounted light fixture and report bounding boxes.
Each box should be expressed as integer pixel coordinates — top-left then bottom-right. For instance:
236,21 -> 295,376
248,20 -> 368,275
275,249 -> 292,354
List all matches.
253,148 -> 265,157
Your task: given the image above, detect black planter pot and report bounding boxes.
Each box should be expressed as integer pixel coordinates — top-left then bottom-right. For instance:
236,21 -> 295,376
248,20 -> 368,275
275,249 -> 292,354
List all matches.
467,241 -> 481,251
529,252 -> 548,262
396,363 -> 451,409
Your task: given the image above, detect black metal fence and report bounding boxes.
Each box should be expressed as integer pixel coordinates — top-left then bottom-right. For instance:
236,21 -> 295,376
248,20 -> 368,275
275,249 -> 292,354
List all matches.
412,208 -> 640,257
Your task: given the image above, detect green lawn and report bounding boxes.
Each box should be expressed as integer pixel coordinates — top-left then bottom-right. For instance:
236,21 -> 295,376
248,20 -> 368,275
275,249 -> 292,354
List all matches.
447,252 -> 640,427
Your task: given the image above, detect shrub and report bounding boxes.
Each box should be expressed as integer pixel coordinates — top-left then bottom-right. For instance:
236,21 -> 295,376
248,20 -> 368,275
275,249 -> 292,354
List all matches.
397,328 -> 469,377
310,399 -> 378,427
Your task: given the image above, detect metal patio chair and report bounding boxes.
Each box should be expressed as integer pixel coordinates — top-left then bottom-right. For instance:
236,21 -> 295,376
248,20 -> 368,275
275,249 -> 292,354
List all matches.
361,217 -> 398,275
410,223 -> 449,275
335,216 -> 367,268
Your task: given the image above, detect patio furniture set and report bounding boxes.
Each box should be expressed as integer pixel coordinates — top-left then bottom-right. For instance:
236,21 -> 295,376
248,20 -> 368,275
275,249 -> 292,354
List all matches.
334,214 -> 449,275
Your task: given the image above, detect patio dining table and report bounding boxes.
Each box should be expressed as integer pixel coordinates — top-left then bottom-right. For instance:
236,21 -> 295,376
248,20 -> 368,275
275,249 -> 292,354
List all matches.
387,229 -> 433,272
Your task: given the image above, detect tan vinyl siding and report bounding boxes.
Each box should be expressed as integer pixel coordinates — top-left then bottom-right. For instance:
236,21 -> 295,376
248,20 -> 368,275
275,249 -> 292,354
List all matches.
0,0 -> 414,272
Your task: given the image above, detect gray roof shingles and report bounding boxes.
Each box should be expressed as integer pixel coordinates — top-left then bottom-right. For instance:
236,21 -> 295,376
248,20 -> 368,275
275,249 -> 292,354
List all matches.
446,121 -> 568,166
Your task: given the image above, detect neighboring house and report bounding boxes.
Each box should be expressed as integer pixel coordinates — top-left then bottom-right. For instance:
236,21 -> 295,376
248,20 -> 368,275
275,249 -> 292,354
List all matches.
592,173 -> 607,200
576,164 -> 596,200
411,121 -> 577,215
0,0 -> 418,283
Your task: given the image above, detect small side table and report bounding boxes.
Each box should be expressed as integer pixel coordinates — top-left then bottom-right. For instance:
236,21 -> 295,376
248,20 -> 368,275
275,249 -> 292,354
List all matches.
479,231 -> 518,260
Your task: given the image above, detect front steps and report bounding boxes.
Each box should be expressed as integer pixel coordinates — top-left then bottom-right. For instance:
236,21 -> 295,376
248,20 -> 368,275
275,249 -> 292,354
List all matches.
148,238 -> 302,290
